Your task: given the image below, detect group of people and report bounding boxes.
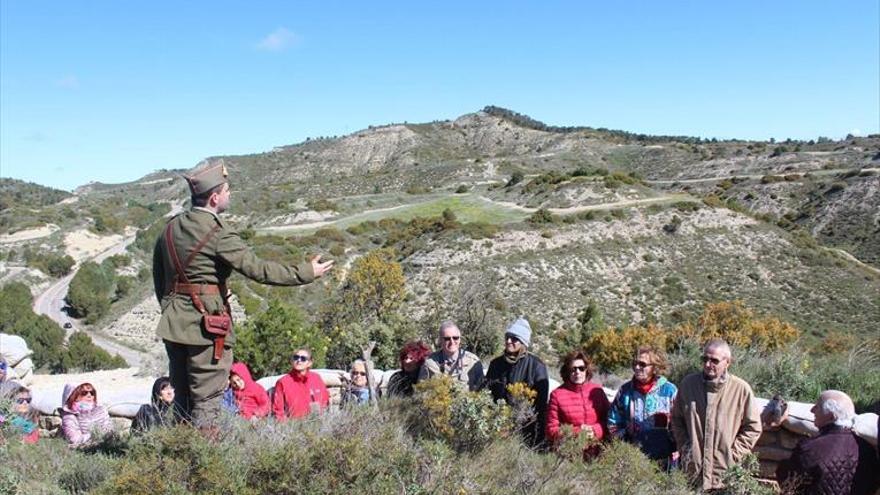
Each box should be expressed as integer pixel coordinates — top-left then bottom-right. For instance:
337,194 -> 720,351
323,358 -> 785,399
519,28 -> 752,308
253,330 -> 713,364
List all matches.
144,163 -> 879,493
5,321 -> 877,493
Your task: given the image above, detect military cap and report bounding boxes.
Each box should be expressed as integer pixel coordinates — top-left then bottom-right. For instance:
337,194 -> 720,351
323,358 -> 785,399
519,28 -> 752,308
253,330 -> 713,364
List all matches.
184,162 -> 228,196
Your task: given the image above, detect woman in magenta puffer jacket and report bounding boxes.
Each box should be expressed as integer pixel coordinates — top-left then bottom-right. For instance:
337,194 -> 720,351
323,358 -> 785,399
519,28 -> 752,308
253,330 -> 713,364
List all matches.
546,350 -> 610,458
60,382 -> 112,447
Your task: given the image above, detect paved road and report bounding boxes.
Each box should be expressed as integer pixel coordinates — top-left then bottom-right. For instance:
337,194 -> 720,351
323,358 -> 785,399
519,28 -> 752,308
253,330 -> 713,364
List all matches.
32,235 -> 145,368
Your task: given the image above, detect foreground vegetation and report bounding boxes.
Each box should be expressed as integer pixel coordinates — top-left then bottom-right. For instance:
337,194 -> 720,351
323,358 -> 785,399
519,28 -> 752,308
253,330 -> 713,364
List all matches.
0,376 -> 785,495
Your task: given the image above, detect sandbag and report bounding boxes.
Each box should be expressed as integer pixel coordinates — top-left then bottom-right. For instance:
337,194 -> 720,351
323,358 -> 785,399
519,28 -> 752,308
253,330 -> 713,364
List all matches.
0,333 -> 32,367
853,413 -> 878,447
29,383 -> 151,418
13,357 -> 33,377
107,402 -> 144,419
257,374 -> 284,393
13,366 -> 33,386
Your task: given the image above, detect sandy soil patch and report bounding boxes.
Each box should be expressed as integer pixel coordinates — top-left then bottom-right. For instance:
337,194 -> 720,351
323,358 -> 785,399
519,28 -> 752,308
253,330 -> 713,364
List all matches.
0,224 -> 60,244
64,229 -> 125,262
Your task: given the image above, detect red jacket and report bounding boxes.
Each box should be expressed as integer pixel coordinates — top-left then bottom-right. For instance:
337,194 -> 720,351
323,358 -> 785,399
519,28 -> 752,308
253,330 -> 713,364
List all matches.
272,370 -> 330,420
230,362 -> 270,419
546,381 -> 611,445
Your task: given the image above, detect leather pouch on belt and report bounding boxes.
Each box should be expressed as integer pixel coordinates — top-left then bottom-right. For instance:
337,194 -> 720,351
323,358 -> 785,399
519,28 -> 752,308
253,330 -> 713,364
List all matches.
203,314 -> 232,361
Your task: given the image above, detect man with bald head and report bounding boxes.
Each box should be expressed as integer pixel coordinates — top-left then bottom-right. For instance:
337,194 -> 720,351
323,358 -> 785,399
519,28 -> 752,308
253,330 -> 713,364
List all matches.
671,339 -> 762,490
778,390 -> 879,494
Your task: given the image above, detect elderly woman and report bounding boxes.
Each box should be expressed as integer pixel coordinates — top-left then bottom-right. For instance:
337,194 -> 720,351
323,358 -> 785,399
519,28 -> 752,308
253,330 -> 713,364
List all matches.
608,345 -> 678,467
385,341 -> 431,398
5,385 -> 40,444
546,350 -> 610,457
342,360 -> 376,406
132,377 -> 177,433
60,382 -> 112,446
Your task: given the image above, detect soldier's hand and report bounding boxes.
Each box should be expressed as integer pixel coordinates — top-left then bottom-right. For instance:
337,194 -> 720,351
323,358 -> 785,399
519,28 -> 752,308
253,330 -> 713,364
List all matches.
311,255 -> 334,278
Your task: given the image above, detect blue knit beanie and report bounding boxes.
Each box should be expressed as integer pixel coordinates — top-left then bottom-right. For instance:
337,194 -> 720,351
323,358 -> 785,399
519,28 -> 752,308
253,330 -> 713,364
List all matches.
505,317 -> 532,347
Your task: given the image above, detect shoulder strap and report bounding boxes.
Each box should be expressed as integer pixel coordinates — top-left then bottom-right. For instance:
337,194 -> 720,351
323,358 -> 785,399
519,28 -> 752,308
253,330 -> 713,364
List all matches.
164,221 -> 188,285
164,220 -> 222,284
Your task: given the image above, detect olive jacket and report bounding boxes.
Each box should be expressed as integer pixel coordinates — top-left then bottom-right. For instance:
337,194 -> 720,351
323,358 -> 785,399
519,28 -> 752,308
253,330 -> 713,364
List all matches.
153,208 -> 315,346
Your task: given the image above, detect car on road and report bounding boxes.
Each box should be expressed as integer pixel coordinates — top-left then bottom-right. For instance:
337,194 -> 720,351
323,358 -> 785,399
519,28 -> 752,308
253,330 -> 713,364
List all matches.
63,322 -> 72,329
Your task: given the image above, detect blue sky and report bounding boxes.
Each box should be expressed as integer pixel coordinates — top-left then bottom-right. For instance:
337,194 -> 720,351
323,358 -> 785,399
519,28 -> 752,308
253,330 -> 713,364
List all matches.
2,1 -> 878,190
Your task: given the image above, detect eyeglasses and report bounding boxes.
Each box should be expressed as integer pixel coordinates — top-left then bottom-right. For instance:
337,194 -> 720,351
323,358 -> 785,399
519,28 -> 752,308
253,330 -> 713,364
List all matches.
632,361 -> 652,369
700,356 -> 722,365
505,335 -> 520,343
351,371 -> 367,377
80,390 -> 95,397
15,397 -> 32,404
569,366 -> 586,373
442,336 -> 460,342
291,355 -> 310,363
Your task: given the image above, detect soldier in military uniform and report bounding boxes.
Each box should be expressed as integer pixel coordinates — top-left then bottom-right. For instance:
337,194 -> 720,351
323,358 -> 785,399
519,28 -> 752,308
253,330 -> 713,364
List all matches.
152,162 -> 333,426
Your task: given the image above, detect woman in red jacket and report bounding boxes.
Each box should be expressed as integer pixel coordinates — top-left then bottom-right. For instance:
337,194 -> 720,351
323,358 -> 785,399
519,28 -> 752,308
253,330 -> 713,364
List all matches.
272,348 -> 330,420
546,349 -> 610,458
229,362 -> 270,419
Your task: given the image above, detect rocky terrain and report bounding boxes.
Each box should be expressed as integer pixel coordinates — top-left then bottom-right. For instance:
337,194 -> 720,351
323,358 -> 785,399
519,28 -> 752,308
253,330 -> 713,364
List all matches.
0,107 -> 878,368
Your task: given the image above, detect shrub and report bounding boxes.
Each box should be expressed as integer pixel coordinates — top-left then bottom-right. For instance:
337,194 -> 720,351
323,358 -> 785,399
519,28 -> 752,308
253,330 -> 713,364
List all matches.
506,171 -> 524,187
718,453 -> 773,495
235,299 -> 330,377
671,301 -> 799,352
552,300 -> 605,353
410,375 -> 512,453
454,184 -> 469,193
527,208 -> 558,224
62,332 -> 128,372
662,215 -> 682,234
67,261 -> 115,323
306,198 -> 337,211
584,324 -> 668,371
584,440 -> 692,494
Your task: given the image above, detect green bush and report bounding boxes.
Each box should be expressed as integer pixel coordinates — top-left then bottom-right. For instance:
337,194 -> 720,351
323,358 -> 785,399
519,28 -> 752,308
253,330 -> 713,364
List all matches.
61,332 -> 128,372
67,261 -> 116,323
527,208 -> 558,224
235,299 -> 330,377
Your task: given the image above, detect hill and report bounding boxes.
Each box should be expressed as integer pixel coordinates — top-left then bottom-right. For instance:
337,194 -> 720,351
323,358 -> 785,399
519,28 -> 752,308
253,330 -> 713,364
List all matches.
0,107 -> 877,367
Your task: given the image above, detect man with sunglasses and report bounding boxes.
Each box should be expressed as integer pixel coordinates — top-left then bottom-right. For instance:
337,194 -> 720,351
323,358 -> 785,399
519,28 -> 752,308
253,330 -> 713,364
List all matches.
482,317 -> 549,449
153,163 -> 333,427
671,339 -> 762,491
419,320 -> 484,391
272,348 -> 330,420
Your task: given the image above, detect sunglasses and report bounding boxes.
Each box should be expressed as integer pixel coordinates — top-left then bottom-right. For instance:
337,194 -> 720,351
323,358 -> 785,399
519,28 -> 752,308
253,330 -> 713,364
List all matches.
505,335 -> 520,343
291,355 -> 310,363
16,397 -> 32,404
632,361 -> 652,369
569,366 -> 587,373
80,390 -> 95,397
442,336 -> 461,342
351,371 -> 367,377
701,356 -> 722,365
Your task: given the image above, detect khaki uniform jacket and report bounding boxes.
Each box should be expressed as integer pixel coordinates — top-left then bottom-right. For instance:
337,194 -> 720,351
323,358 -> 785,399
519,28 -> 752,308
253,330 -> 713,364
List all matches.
419,350 -> 484,391
671,372 -> 762,490
153,208 -> 315,346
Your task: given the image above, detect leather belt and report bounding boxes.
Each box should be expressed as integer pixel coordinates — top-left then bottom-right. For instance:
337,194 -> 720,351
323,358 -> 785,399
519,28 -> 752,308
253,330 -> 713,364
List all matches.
172,283 -> 222,295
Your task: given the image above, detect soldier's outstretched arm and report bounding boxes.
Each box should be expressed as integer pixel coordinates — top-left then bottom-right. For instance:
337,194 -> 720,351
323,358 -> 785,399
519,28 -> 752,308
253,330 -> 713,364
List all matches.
215,228 -> 320,286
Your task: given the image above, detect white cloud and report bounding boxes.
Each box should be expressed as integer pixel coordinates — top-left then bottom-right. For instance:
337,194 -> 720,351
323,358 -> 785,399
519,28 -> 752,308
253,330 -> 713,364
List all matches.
56,75 -> 79,89
256,28 -> 300,52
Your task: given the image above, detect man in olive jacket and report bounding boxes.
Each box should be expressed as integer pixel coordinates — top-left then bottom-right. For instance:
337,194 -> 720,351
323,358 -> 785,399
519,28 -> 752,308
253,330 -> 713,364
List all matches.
671,339 -> 762,490
153,162 -> 333,425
